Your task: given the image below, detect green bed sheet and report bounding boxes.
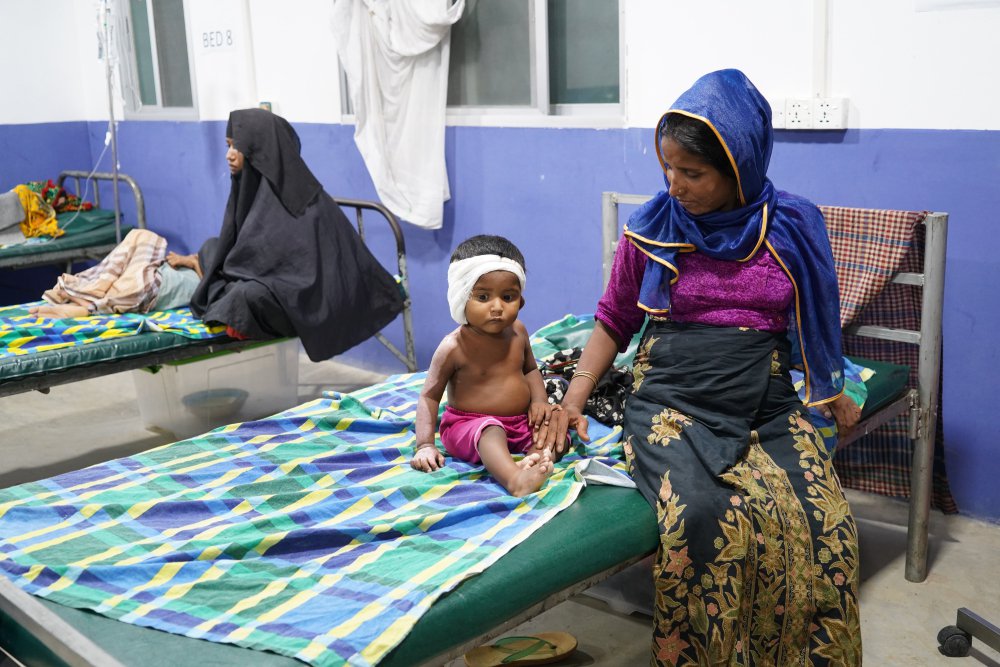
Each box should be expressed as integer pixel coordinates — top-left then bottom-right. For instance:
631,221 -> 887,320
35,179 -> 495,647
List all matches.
0,209 -> 123,260
855,356 -> 911,418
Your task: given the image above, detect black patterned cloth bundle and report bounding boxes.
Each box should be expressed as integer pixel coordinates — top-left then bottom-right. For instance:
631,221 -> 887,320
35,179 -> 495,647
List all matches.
539,347 -> 633,426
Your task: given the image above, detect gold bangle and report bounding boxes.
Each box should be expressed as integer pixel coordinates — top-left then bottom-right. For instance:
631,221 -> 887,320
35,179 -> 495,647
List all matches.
572,370 -> 600,388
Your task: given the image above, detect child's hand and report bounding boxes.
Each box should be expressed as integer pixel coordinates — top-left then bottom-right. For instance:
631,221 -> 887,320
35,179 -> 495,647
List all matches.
411,445 -> 445,472
528,401 -> 552,428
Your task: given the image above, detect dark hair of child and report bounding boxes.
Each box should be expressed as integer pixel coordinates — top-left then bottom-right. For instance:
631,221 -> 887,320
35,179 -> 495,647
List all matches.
449,234 -> 526,271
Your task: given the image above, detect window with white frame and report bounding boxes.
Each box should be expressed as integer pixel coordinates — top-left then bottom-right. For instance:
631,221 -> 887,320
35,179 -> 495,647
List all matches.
447,0 -> 620,117
127,0 -> 195,114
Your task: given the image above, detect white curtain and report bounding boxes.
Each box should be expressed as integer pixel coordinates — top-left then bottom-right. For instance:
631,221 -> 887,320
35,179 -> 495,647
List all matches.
333,0 -> 465,230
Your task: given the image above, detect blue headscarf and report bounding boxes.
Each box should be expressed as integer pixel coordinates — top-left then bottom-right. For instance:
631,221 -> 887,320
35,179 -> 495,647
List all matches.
624,69 -> 843,405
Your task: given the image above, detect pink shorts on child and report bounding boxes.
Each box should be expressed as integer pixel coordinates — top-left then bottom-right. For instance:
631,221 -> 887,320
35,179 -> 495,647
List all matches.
439,406 -> 534,464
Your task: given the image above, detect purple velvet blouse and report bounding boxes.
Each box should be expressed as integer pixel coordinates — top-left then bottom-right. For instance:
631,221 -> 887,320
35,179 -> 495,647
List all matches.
595,239 -> 794,350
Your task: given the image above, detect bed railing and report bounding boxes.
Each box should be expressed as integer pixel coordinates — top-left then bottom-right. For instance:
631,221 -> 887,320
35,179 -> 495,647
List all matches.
600,191 -> 948,583
334,197 -> 418,373
0,171 -> 147,272
58,170 -> 147,234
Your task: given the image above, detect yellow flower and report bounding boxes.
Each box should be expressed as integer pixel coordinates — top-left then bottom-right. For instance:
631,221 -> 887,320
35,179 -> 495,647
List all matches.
647,408 -> 692,445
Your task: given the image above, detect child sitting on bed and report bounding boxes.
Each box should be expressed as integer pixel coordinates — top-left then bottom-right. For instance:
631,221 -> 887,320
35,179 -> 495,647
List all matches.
411,235 -> 558,497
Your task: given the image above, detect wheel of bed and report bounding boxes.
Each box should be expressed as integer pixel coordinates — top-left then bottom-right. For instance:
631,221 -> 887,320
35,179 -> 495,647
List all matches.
0,312 -> 914,667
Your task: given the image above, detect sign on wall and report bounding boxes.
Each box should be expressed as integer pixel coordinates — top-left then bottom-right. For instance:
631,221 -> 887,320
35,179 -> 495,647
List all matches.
188,0 -> 257,119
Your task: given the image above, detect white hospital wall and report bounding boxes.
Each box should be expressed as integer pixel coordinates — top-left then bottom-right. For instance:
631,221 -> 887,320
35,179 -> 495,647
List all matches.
622,0 -> 815,129
828,0 -> 1000,130
0,0 -> 342,124
0,1 -> 95,123
3,1 -> 999,129
246,0 -> 343,123
623,0 -> 1000,130
186,0 -> 258,119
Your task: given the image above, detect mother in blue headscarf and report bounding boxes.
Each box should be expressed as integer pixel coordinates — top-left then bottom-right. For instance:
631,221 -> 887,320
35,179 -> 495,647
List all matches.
544,70 -> 862,664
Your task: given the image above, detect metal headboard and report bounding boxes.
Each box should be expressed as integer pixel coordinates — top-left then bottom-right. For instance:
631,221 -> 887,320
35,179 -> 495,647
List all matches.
58,170 -> 148,233
0,171 -> 147,272
333,198 -> 418,373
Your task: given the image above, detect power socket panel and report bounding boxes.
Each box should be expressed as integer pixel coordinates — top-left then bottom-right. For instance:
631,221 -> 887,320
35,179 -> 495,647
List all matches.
785,99 -> 813,130
812,97 -> 847,129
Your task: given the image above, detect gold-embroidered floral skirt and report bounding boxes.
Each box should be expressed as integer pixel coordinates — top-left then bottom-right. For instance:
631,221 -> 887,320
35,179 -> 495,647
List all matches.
624,321 -> 861,666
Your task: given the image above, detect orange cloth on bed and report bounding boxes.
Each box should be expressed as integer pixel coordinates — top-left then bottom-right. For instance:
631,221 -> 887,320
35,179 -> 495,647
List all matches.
14,184 -> 62,239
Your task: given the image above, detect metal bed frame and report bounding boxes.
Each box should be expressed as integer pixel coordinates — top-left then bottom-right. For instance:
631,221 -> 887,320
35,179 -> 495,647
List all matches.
602,191 -> 948,583
0,193 -> 950,665
0,188 -> 418,398
0,171 -> 146,272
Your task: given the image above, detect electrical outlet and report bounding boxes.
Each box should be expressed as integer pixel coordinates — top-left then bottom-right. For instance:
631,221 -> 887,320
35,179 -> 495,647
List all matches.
785,99 -> 813,130
770,98 -> 786,129
812,97 -> 847,129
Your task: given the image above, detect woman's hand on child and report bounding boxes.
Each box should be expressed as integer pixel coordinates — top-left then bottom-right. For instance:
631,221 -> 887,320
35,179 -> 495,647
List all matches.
411,445 -> 445,472
534,403 -> 588,456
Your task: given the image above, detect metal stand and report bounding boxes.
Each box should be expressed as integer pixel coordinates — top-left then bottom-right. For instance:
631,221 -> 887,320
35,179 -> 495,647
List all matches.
101,0 -> 122,243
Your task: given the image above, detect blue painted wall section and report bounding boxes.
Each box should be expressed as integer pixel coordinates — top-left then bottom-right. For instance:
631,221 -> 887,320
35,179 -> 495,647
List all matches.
0,120 -> 997,522
0,122 -> 93,303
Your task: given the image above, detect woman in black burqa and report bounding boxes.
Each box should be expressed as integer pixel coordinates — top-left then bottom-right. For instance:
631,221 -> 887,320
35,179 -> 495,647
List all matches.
190,108 -> 404,361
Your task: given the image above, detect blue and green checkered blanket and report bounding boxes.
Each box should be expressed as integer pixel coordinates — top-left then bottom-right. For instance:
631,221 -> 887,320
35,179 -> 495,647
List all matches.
0,372 -> 626,667
0,303 -> 225,360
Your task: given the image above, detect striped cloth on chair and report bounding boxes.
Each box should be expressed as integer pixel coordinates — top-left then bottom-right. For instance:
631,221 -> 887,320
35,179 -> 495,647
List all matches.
821,205 -> 956,512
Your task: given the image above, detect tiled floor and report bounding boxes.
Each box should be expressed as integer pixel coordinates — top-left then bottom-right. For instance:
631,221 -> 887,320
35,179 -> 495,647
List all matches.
2,354 -> 999,666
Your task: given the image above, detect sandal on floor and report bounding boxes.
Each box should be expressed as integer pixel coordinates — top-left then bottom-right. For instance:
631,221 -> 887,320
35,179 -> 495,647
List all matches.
464,631 -> 577,666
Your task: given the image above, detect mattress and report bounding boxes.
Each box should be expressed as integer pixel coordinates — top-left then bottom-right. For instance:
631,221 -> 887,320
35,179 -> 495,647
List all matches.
0,209 -> 122,261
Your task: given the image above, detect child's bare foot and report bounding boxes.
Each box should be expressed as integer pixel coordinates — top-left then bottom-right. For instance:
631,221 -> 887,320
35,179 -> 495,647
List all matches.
28,304 -> 90,318
506,450 -> 553,497
516,452 -> 541,469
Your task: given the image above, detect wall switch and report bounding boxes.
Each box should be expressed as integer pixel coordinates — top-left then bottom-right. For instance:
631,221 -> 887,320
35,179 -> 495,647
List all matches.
770,98 -> 786,129
785,99 -> 813,130
812,97 -> 847,129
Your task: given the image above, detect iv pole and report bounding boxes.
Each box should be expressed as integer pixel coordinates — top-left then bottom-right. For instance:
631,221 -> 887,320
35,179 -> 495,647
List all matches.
102,0 -> 123,243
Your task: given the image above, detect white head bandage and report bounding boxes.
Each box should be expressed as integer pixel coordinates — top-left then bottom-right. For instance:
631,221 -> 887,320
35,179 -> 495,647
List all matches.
447,255 -> 527,325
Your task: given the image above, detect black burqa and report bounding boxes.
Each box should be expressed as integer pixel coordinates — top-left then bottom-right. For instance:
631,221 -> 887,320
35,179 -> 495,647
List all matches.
190,108 -> 404,361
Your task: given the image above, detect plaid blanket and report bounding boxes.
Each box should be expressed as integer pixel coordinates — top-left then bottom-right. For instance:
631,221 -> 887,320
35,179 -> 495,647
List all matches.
0,373 -> 625,667
0,304 -> 225,361
820,206 -> 955,512
43,229 -> 166,314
